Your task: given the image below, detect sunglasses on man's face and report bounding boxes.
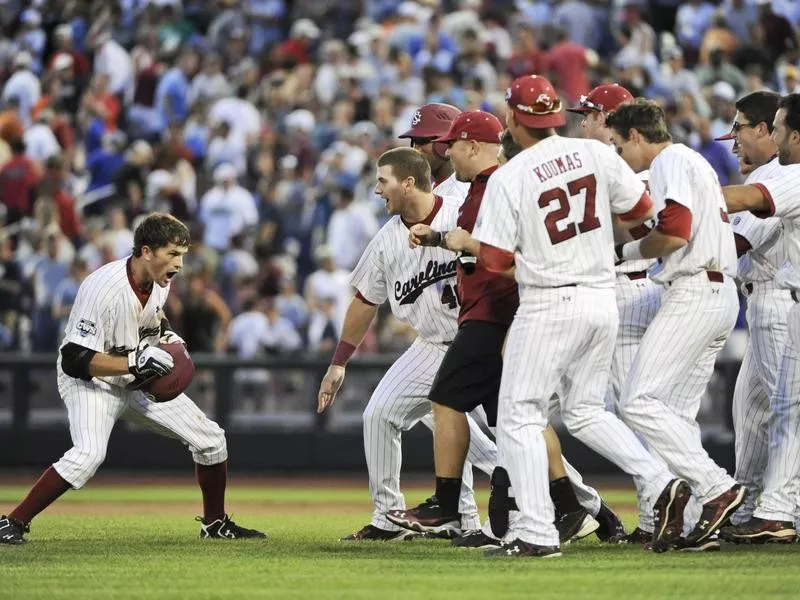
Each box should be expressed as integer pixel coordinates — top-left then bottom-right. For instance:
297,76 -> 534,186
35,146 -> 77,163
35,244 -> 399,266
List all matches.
410,138 -> 437,148
730,121 -> 758,135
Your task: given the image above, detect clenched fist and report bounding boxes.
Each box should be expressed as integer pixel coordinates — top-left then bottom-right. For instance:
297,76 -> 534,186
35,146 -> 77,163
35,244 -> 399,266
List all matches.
408,224 -> 440,249
317,365 -> 346,413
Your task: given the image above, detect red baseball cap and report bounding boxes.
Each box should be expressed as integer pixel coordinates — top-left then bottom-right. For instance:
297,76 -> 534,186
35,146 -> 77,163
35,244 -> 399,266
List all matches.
567,84 -> 633,114
436,110 -> 504,144
398,103 -> 461,139
505,75 -> 565,129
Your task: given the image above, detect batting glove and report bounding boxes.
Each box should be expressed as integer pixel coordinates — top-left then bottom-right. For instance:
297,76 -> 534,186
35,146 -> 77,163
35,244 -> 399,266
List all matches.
128,344 -> 174,379
160,330 -> 185,345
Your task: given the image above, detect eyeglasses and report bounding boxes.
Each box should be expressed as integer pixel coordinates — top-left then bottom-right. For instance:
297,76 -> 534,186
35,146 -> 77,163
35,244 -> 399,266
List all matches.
409,138 -> 436,148
730,122 -> 758,134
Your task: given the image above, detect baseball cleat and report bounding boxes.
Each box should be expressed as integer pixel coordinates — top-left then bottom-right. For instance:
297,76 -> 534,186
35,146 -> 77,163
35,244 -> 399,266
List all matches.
485,539 -> 561,558
197,515 -> 266,539
651,478 -> 691,550
451,530 -> 502,549
386,498 -> 462,539
0,516 -> 28,545
488,466 -> 517,539
616,526 -> 652,545
685,484 -> 746,545
340,524 -> 422,541
675,535 -> 721,552
556,509 -> 599,543
719,517 -> 797,544
594,501 -> 626,542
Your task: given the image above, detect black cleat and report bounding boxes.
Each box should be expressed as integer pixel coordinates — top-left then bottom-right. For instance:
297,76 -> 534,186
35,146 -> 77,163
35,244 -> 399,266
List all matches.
616,526 -> 652,545
0,516 -> 28,545
674,535 -> 721,552
386,497 -> 461,539
340,524 -> 421,541
719,517 -> 797,544
488,467 -> 517,539
594,501 -> 626,542
556,509 -> 599,543
451,530 -> 502,549
651,479 -> 691,551
197,515 -> 266,539
685,485 -> 747,545
485,538 -> 561,558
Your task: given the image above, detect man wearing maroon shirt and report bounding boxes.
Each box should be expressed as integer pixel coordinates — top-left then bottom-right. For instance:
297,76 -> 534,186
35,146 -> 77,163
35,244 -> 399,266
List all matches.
0,139 -> 41,225
386,112 -> 625,547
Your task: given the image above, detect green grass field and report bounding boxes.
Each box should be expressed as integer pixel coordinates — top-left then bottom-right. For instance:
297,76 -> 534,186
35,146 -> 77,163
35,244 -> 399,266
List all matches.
1,481 -> 798,600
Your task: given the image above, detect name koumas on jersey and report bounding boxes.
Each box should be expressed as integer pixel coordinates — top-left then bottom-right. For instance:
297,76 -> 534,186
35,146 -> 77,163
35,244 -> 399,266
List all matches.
647,144 -> 738,285
473,136 -> 646,289
752,162 -> 800,291
58,257 -> 171,387
350,196 -> 462,343
733,157 -> 784,283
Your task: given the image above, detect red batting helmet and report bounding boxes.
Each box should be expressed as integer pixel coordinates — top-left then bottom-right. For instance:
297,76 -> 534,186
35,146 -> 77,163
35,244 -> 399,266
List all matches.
567,83 -> 634,115
399,103 -> 461,158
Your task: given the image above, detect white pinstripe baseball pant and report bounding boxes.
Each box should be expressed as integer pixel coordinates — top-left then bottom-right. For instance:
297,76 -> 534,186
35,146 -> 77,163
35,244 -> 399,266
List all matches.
53,375 -> 228,489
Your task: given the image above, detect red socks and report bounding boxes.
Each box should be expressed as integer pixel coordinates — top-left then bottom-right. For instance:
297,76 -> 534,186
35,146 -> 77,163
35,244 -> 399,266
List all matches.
9,466 -> 72,524
196,460 -> 227,523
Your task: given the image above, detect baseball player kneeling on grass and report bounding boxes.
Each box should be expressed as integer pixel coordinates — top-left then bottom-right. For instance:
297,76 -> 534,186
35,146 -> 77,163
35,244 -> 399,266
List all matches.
0,214 -> 265,545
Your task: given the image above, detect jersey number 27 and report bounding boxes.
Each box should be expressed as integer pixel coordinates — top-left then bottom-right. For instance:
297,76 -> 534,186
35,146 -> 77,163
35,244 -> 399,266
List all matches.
538,174 -> 600,245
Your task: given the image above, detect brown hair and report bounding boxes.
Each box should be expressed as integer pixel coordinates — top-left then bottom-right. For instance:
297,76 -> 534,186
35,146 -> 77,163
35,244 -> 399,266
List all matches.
132,213 -> 191,257
376,147 -> 432,192
605,98 -> 672,144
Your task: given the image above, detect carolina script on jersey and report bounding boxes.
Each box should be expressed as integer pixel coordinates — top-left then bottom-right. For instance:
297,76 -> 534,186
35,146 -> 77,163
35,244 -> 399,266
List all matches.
395,258 -> 457,305
533,152 -> 584,183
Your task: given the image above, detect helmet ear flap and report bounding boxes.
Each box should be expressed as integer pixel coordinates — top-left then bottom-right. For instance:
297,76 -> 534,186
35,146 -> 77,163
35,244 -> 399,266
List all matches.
432,141 -> 450,159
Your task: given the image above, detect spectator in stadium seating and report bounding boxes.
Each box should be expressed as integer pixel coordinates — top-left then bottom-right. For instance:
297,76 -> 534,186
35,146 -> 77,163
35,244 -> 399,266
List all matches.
0,139 -> 40,225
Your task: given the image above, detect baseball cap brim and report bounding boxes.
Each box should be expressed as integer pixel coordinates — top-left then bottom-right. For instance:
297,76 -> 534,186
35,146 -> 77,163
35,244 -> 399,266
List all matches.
715,132 -> 735,141
513,110 -> 566,129
566,107 -> 593,114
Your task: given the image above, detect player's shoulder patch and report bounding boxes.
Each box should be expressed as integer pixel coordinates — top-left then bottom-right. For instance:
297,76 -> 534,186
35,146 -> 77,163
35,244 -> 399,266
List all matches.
732,215 -> 742,226
76,318 -> 97,337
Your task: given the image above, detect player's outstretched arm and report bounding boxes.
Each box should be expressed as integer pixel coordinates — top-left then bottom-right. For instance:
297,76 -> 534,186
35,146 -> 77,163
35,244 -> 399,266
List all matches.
316,296 -> 379,414
722,184 -> 772,214
60,342 -> 175,380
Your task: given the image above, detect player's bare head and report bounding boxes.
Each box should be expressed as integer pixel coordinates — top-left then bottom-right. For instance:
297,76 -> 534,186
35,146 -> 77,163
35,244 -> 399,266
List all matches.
605,99 -> 671,172
718,91 -> 780,172
567,84 -> 633,144
375,148 -> 432,215
436,110 -> 503,181
498,129 -> 522,164
132,213 -> 190,287
773,94 -> 800,166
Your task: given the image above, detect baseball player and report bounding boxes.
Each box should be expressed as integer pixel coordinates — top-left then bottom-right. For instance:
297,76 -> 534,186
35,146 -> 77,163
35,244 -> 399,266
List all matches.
567,83 -> 665,543
607,100 -> 745,552
386,112 -> 625,547
467,75 -> 683,558
714,91 -> 789,527
316,147 -> 497,541
719,93 -> 800,543
0,214 -> 265,545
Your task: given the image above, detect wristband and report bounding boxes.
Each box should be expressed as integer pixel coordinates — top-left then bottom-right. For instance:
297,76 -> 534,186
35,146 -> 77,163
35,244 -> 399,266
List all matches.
621,240 -> 645,261
331,341 -> 357,367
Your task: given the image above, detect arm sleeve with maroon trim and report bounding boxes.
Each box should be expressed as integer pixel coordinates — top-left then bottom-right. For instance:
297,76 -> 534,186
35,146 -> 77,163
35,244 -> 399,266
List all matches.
602,143 -> 647,215
649,148 -> 694,214
655,200 -> 692,241
754,166 -> 800,221
732,211 -> 782,252
471,170 -> 519,254
349,233 -> 388,305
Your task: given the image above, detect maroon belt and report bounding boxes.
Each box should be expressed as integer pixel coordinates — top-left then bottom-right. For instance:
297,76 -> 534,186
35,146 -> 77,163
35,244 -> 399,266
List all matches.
625,271 -> 647,281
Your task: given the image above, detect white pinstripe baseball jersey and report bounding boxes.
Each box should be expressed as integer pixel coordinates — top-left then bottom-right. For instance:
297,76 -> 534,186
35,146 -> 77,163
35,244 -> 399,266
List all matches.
473,136 -> 646,288
647,144 -> 738,285
616,169 -> 656,275
433,172 -> 470,201
754,163 -> 800,291
350,195 -> 462,343
57,257 -> 171,388
733,157 -> 784,283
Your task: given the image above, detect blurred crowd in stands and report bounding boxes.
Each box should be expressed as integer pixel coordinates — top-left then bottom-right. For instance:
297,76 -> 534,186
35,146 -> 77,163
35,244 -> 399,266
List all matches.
0,0 -> 798,363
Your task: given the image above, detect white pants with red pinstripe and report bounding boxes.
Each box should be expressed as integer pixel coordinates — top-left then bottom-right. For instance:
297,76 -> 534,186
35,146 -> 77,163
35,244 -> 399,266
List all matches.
621,272 -> 739,503
732,282 -> 793,523
53,375 -> 227,489
364,337 -> 605,533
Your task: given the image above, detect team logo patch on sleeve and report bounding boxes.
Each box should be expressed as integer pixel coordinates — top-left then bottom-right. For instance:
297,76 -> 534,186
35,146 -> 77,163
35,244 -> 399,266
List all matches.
76,319 -> 97,337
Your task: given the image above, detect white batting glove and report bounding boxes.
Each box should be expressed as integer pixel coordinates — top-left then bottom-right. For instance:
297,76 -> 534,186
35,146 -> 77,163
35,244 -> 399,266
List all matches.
160,330 -> 185,345
128,344 -> 174,379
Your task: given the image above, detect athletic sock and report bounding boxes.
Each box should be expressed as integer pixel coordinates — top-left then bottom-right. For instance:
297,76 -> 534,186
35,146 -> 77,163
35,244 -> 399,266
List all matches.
549,476 -> 581,516
9,466 -> 71,524
196,460 -> 227,523
434,477 -> 462,515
